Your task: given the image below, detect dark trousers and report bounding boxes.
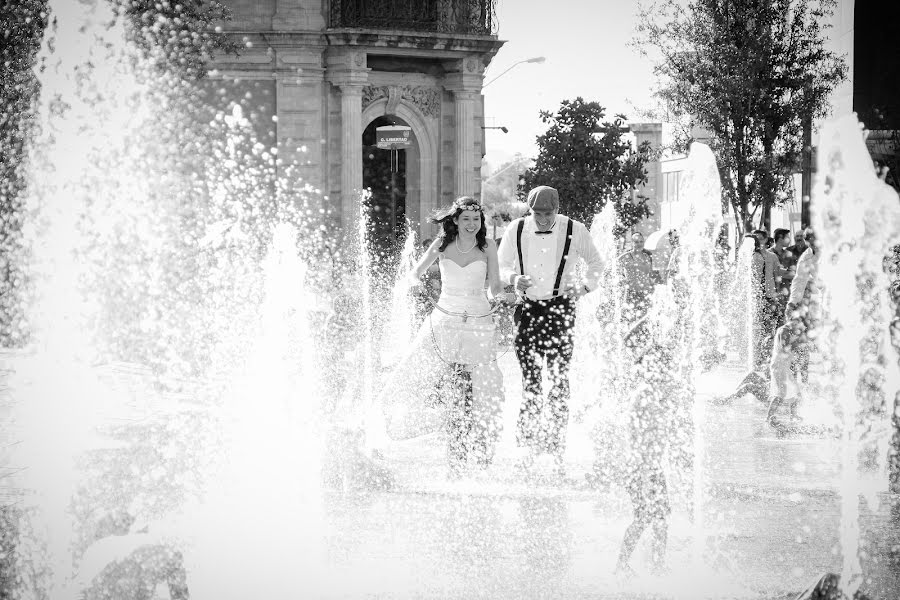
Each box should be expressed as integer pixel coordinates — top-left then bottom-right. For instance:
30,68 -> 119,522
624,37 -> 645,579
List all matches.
514,296 -> 576,455
753,296 -> 779,370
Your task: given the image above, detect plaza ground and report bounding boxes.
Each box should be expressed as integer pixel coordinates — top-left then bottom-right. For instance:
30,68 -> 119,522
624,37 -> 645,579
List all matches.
321,353 -> 900,600
1,352 -> 899,599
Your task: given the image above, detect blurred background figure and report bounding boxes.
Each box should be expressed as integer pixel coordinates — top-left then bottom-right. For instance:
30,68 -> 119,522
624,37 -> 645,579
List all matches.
488,212 -> 509,243
617,232 -> 658,325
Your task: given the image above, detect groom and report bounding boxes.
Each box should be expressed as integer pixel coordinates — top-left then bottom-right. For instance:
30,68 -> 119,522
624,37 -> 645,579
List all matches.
498,186 -> 604,475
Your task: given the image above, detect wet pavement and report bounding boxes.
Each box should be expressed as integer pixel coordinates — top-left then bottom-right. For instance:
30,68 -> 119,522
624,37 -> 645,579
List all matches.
2,352 -> 899,599
318,355 -> 900,600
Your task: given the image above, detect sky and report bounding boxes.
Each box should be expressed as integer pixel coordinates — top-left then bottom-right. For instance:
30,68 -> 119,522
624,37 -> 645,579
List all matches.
482,0 -> 659,171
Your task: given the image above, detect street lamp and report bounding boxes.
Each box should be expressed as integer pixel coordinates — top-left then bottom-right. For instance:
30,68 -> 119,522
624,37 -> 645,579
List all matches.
482,126 -> 508,133
483,56 -> 546,88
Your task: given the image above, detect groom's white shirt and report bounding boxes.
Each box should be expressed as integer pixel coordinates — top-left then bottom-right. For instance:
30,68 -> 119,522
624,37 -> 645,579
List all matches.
497,215 -> 604,301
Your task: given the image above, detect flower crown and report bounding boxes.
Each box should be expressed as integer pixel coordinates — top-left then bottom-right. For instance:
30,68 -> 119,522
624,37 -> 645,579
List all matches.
454,200 -> 483,212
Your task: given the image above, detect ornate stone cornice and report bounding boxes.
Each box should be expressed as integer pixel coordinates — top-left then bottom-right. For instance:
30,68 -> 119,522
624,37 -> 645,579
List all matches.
362,84 -> 441,118
324,30 -> 504,59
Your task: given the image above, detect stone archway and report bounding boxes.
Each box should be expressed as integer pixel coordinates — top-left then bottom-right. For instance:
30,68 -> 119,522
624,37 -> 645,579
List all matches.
362,98 -> 438,240
362,115 -> 410,250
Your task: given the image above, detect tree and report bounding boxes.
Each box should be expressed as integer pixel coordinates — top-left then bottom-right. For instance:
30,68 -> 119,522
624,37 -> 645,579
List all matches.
0,0 -> 237,348
519,97 -> 652,233
0,0 -> 48,346
635,0 -> 847,233
109,0 -> 238,80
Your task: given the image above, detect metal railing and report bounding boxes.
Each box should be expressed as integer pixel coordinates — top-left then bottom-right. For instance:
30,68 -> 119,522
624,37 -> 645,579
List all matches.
329,0 -> 498,36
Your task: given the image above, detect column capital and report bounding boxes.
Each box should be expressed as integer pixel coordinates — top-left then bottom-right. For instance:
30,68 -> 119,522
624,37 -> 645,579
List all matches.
325,49 -> 370,88
336,82 -> 365,95
326,70 -> 369,89
444,71 -> 483,96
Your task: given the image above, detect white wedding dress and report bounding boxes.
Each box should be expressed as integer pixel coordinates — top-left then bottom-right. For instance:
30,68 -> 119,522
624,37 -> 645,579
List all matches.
381,256 -> 505,444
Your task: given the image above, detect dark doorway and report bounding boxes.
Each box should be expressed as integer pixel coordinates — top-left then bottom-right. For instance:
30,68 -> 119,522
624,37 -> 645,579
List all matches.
362,116 -> 408,256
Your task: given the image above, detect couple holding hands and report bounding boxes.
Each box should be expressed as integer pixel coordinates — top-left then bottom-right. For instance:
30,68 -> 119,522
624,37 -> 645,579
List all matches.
381,185 -> 603,477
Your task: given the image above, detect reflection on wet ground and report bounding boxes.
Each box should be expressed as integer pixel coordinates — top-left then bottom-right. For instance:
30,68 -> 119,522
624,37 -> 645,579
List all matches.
1,353 -> 897,598
321,357 -> 900,599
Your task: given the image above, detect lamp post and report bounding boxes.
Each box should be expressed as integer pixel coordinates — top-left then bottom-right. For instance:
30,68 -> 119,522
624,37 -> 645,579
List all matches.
483,56 -> 546,88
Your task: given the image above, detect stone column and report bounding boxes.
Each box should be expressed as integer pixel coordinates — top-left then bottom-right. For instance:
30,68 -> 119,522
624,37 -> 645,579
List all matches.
326,50 -> 369,232
453,90 -> 478,197
446,66 -> 484,199
339,84 -> 364,231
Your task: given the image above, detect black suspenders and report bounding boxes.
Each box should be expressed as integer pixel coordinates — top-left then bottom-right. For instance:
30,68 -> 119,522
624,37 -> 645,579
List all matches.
552,219 -> 574,296
516,219 -> 525,275
516,218 -> 575,298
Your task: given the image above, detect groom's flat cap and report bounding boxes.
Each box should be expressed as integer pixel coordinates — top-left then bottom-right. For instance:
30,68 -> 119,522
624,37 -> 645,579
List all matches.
526,186 -> 559,211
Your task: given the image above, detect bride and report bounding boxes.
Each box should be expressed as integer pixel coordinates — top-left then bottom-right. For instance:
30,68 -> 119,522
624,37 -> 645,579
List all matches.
381,196 -> 508,474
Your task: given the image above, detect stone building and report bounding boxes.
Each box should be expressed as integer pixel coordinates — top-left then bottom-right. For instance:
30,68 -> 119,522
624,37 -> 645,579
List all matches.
212,1 -> 504,241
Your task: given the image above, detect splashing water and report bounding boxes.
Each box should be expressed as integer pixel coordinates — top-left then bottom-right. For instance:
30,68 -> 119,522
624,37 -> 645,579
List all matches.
10,0 -> 329,597
7,1 -> 900,597
812,115 -> 900,598
667,142 -> 725,567
11,1 -> 159,595
184,223 -> 324,599
732,236 -> 758,372
381,222 -> 419,365
574,202 -> 622,417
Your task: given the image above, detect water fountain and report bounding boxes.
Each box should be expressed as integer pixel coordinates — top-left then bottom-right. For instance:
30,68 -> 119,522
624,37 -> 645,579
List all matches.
573,202 -> 621,424
812,115 -> 900,599
8,1 -> 329,597
5,0 -> 900,598
659,141 -> 725,574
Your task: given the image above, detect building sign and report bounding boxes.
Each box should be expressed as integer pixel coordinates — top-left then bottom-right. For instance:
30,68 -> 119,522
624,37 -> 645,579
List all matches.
376,125 -> 412,149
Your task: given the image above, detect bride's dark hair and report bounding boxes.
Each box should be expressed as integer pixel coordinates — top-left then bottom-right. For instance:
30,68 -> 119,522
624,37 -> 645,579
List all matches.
429,196 -> 487,252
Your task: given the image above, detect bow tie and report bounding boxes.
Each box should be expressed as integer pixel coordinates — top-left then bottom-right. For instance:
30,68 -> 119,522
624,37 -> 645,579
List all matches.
534,230 -> 554,236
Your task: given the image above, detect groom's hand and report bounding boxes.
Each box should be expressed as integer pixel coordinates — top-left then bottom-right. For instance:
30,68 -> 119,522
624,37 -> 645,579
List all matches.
564,283 -> 590,299
513,275 -> 533,293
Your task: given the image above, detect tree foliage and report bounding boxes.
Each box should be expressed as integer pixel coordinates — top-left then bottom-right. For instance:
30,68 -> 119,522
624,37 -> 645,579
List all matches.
519,97 -> 652,233
0,0 -> 237,347
0,0 -> 49,346
109,0 -> 238,80
635,0 -> 847,233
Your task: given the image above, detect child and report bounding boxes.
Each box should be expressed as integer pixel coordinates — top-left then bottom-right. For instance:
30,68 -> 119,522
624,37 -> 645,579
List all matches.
615,386 -> 671,575
614,318 -> 673,575
766,323 -> 802,433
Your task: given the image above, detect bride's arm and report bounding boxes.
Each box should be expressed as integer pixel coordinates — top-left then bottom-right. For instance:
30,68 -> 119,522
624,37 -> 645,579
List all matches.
486,239 -> 503,298
409,237 -> 442,282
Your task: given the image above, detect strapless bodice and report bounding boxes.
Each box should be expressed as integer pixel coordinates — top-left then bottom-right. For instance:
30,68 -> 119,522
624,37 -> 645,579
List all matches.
431,257 -> 494,365
438,259 -> 487,297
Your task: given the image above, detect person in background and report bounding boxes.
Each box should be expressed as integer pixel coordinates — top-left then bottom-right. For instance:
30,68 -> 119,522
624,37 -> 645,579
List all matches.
663,229 -> 681,284
786,229 -> 809,261
770,228 -> 797,322
765,323 -> 802,433
617,232 -> 658,323
752,229 -> 785,368
786,228 -> 819,385
489,212 -> 508,243
613,318 -> 673,577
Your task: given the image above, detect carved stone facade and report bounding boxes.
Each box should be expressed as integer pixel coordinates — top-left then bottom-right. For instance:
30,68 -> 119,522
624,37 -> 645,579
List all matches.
211,0 -> 504,237
362,85 -> 441,119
